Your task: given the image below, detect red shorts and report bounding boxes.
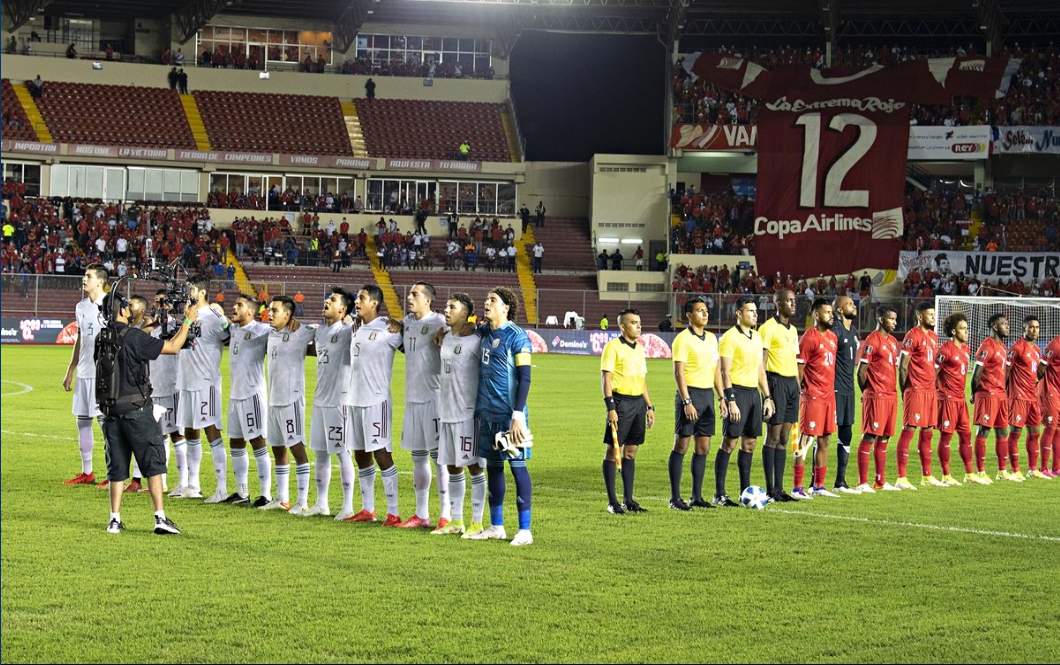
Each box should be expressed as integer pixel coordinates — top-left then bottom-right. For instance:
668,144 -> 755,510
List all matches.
974,393 -> 1009,429
937,398 -> 971,435
800,395 -> 836,436
1008,397 -> 1042,429
902,390 -> 938,428
862,395 -> 898,438
1043,393 -> 1060,428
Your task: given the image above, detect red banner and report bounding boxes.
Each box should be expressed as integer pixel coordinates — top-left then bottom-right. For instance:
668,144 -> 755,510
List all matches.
670,124 -> 757,151
684,53 -> 1019,277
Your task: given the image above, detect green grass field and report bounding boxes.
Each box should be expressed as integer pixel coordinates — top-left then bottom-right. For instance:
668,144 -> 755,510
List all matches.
2,346 -> 1058,663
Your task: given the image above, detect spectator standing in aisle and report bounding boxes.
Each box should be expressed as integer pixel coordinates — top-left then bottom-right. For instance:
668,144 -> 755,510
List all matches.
535,202 -> 546,228
168,67 -> 179,90
178,69 -> 189,94
365,78 -> 376,101
532,242 -> 544,274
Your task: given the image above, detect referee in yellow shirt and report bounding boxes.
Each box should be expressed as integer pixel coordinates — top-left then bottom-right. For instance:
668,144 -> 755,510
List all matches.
715,296 -> 775,506
601,309 -> 655,514
758,289 -> 800,502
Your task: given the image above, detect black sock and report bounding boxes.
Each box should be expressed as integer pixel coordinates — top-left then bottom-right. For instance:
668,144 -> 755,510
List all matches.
714,450 -> 732,498
668,451 -> 685,502
836,426 -> 852,486
773,447 -> 788,493
737,450 -> 753,492
762,446 -> 776,494
602,459 -> 618,505
620,458 -> 635,505
691,453 -> 707,500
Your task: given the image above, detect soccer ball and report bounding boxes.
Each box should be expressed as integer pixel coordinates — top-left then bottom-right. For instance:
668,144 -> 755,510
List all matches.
740,486 -> 769,510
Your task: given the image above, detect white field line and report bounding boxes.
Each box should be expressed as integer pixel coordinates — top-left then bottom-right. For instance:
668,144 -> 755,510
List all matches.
0,380 -> 34,397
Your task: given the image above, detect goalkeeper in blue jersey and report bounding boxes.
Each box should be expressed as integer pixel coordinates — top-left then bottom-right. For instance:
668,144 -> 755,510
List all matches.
466,286 -> 534,546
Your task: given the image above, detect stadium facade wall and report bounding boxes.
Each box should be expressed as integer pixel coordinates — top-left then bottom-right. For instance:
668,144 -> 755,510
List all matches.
590,155 -> 671,248
595,271 -> 668,302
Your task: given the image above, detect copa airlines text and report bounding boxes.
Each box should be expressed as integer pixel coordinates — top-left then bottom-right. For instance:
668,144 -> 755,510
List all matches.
754,213 -> 873,239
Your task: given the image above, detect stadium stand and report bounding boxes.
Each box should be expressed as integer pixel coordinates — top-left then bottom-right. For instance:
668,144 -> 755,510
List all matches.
1,79 -> 38,142
353,98 -> 511,162
193,91 -> 352,155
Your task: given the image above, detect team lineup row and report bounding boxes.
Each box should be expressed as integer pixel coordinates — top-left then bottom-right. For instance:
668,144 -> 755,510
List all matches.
63,265 -> 534,544
599,293 -> 1059,514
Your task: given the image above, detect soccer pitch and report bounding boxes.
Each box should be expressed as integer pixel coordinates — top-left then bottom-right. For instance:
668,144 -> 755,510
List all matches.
2,346 -> 1057,663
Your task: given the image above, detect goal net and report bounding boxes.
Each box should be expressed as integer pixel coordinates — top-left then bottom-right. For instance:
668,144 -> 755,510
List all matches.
934,296 -> 1060,349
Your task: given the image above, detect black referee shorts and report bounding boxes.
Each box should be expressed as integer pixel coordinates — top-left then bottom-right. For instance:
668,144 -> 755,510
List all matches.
102,404 -> 167,482
766,372 -> 800,425
836,392 -> 856,428
603,393 -> 647,446
675,387 -> 715,437
723,386 -> 763,439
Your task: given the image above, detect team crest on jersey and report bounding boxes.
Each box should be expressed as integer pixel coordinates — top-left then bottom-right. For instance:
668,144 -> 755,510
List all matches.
369,332 -> 378,341
1015,414 -> 1022,422
492,338 -> 500,348
984,414 -> 990,421
283,333 -> 290,342
809,420 -> 816,429
455,345 -> 462,354
944,420 -> 951,428
915,413 -> 921,421
421,325 -> 429,334
331,335 -> 338,343
873,421 -> 879,429
244,332 -> 251,340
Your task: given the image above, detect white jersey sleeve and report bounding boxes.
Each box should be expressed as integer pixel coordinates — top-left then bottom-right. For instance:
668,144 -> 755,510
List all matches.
349,317 -> 402,407
314,321 -> 354,407
228,321 -> 271,400
75,296 -> 105,378
267,325 -> 314,406
439,332 -> 481,423
403,311 -> 447,403
176,306 -> 228,392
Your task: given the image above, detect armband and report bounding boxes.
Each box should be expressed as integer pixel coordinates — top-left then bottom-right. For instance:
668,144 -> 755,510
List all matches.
182,318 -> 192,326
725,391 -> 736,402
604,397 -> 617,411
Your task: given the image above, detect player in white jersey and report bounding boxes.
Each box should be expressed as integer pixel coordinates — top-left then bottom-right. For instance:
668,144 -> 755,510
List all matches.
146,290 -> 185,493
345,284 -> 404,526
222,294 -> 273,506
432,293 -> 487,536
63,264 -> 108,486
263,295 -> 316,515
172,274 -> 230,500
309,288 -> 357,520
393,282 -> 450,529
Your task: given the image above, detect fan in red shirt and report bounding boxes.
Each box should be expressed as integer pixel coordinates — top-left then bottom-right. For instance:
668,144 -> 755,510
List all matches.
855,304 -> 900,492
1039,335 -> 1060,477
1007,316 -> 1044,478
972,314 -> 1014,480
896,302 -> 945,488
935,312 -> 983,483
792,299 -> 839,497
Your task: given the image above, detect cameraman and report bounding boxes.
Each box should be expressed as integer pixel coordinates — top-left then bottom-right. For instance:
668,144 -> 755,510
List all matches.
99,291 -> 200,535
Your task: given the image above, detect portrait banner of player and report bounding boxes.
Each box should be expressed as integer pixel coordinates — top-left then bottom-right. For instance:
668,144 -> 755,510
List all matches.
759,289 -> 799,502
972,313 -> 1017,482
1007,315 -> 1045,478
792,298 -> 839,498
601,308 -> 655,515
830,295 -> 861,494
715,296 -> 775,507
896,301 -> 946,489
668,298 -> 725,512
855,304 -> 901,492
1039,335 -> 1060,477
935,312 -> 983,484
62,264 -> 108,487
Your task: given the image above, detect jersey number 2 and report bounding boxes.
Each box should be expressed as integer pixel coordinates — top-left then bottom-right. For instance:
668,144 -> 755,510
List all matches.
795,112 -> 876,209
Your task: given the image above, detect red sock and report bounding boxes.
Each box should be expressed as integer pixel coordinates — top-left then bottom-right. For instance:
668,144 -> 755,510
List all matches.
858,439 -> 874,486
813,466 -> 827,488
1026,432 -> 1040,472
1006,436 -> 1018,472
1052,428 -> 1060,474
938,432 -> 953,476
958,430 -> 973,473
1043,427 -> 1057,472
896,429 -> 915,477
976,435 -> 990,472
793,464 -> 805,489
874,439 -> 890,485
918,429 -> 934,476
995,436 -> 1009,471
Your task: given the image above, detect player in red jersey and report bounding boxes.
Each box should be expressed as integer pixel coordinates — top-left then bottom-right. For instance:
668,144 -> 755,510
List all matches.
855,304 -> 901,492
1038,335 -> 1060,477
896,302 -> 944,489
1007,316 -> 1046,479
935,313 -> 985,484
972,313 -> 1016,481
791,299 -> 839,498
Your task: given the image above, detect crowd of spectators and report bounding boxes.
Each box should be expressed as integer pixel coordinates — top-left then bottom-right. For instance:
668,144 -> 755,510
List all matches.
341,57 -> 494,80
668,186 -> 756,256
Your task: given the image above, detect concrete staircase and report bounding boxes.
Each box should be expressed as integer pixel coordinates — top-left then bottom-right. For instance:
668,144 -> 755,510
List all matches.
364,236 -> 403,317
13,83 -> 52,142
500,106 -> 521,163
514,226 -> 539,325
179,94 -> 211,151
340,101 -> 369,158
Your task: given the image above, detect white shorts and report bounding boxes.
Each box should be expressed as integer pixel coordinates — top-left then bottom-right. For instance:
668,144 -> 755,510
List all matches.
177,386 -> 223,431
310,405 -> 352,453
438,418 -> 483,468
349,401 -> 392,453
268,399 -> 306,448
154,393 -> 181,435
72,376 -> 101,418
228,391 -> 268,441
400,400 -> 440,451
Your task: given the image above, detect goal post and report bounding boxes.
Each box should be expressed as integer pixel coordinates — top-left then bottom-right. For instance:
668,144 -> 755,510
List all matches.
934,296 -> 1060,349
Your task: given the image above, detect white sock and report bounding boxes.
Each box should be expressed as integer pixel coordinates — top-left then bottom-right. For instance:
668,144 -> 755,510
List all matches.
275,463 -> 290,503
470,472 -> 487,523
185,439 -> 202,491
174,439 -> 188,488
77,417 -> 94,473
231,447 -> 249,496
412,451 -> 431,519
314,453 -> 332,508
209,438 -> 227,495
432,450 -> 451,520
253,447 -> 271,498
338,450 -> 355,513
358,465 -> 377,513
381,465 -> 399,516
449,471 -> 466,522
162,437 -> 173,489
295,462 -> 311,508
110,511 -> 120,522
